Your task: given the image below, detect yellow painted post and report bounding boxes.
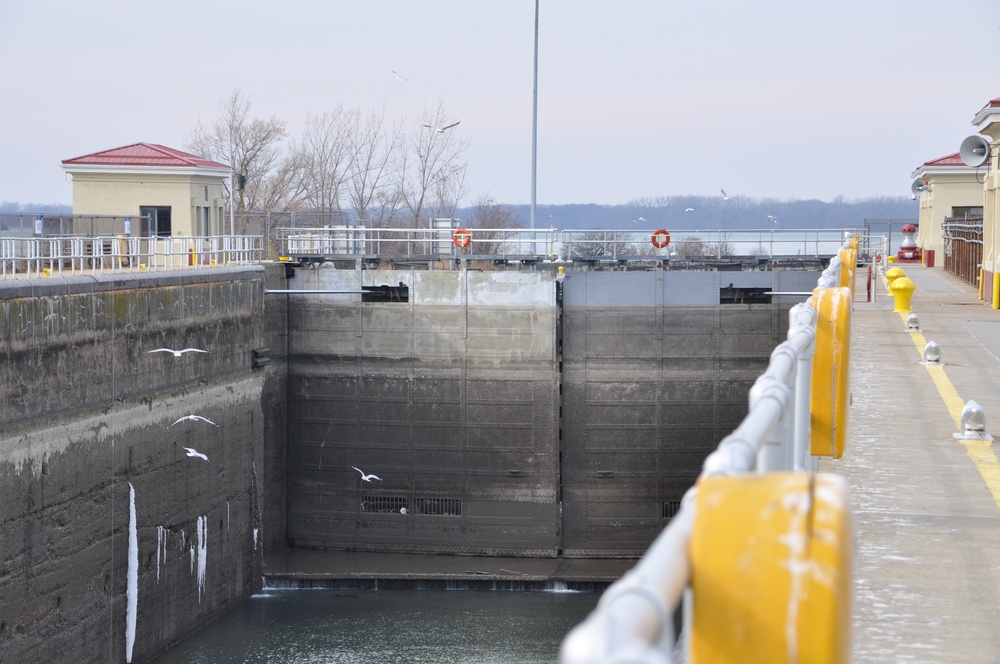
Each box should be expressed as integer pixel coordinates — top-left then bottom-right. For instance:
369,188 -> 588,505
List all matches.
884,266 -> 905,293
810,287 -> 851,458
838,247 -> 857,294
993,272 -> 1000,310
690,473 -> 852,664
890,277 -> 915,313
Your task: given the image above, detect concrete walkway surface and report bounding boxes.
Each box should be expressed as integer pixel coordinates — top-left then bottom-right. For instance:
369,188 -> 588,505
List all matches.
827,264 -> 1000,662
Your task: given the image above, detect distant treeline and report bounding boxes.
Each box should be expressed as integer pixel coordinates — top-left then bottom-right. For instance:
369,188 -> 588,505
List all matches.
3,194 -> 917,231
491,195 -> 918,231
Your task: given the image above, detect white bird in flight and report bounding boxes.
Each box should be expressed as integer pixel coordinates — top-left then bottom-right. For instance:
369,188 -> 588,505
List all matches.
352,466 -> 382,482
183,447 -> 209,462
170,415 -> 219,427
685,208 -> 695,212
147,348 -> 209,357
632,216 -> 646,223
392,70 -> 408,81
423,121 -> 460,133
768,215 -> 779,224
721,189 -> 731,200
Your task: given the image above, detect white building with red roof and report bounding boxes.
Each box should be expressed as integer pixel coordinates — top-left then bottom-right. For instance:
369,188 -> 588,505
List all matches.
910,152 -> 985,263
61,143 -> 230,237
970,97 -> 1000,307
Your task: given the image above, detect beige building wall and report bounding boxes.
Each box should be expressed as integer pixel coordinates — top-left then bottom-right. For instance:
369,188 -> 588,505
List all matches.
913,173 -> 984,260
68,170 -> 227,237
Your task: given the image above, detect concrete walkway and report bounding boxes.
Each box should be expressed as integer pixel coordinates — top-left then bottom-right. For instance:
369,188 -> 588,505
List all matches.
825,264 -> 1000,662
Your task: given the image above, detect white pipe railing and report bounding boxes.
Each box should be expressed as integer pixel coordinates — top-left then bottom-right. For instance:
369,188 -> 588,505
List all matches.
0,235 -> 263,279
560,238 -> 856,664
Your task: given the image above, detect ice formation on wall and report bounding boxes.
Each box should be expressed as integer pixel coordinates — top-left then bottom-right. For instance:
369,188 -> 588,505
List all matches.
126,483 -> 138,663
196,515 -> 208,602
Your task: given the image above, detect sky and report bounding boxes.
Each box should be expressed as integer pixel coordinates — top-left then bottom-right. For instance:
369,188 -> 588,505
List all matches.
2,0 -> 1000,207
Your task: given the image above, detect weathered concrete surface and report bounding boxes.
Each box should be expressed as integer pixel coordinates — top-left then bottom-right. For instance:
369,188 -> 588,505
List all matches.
0,267 -> 269,663
826,266 -> 1000,662
283,266 -> 809,558
560,270 -> 795,555
285,268 -> 560,556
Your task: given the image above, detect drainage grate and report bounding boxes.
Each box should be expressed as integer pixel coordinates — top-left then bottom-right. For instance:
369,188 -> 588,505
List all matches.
361,496 -> 462,516
412,497 -> 462,516
661,500 -> 682,519
362,496 -> 409,514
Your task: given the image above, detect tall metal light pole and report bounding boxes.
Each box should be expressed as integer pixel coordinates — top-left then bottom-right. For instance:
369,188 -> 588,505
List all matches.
530,0 -> 539,233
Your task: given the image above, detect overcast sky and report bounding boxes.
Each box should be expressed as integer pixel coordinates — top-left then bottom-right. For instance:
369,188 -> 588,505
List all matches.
2,1 -> 999,207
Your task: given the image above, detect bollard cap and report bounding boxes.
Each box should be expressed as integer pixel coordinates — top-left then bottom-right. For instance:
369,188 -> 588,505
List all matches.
923,340 -> 941,363
890,276 -> 915,293
885,266 -> 906,280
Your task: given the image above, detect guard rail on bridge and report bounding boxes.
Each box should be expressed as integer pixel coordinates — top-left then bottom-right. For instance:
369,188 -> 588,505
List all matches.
0,235 -> 263,279
275,226 -> 867,265
560,239 -> 860,664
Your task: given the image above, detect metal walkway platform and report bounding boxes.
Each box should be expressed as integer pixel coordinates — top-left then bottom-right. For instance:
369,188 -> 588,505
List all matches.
828,265 -> 1000,662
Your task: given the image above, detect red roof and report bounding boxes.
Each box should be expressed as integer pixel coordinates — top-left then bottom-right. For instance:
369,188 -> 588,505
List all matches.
919,151 -> 990,169
62,142 -> 228,169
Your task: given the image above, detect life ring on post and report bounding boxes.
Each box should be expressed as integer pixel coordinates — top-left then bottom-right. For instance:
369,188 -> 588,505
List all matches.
651,228 -> 671,249
453,227 -> 471,248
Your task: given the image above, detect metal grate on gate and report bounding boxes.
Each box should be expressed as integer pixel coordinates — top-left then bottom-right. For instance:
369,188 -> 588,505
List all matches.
361,496 -> 462,516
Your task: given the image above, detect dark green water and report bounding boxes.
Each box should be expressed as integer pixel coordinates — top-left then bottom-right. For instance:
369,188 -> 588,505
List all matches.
150,588 -> 599,663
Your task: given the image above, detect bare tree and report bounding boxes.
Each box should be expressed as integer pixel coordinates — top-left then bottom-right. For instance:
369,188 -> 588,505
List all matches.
346,106 -> 402,226
398,102 -> 470,227
292,106 -> 358,213
186,89 -> 291,213
464,195 -> 522,255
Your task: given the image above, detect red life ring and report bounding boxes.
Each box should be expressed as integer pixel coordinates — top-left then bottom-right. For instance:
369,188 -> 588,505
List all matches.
651,229 -> 671,249
453,227 -> 471,248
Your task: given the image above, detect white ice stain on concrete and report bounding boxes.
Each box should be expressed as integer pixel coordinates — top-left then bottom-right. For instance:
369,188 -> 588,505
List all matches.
126,482 -> 138,664
226,501 -> 231,531
196,515 -> 207,603
253,527 -> 259,550
156,526 -> 168,584
189,545 -> 195,574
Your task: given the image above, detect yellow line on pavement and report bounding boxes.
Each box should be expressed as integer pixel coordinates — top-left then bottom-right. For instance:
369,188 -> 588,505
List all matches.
900,313 -> 1000,510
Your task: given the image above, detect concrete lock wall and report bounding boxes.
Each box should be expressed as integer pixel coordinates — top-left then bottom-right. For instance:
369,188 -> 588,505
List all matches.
285,267 -> 560,556
284,266 -> 819,557
0,267 -> 269,663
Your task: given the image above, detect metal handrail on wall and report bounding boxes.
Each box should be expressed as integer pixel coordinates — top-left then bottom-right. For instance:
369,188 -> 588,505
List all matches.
0,235 -> 263,279
941,217 -> 983,287
559,241 -> 858,664
275,226 -> 559,261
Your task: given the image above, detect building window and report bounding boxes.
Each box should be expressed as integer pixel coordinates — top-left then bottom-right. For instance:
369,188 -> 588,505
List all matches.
140,206 -> 172,237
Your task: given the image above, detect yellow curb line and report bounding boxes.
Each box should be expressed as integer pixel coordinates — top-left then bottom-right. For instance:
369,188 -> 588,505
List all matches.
901,313 -> 1000,511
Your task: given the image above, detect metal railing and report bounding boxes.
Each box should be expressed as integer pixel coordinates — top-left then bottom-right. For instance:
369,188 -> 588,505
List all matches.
559,228 -> 864,261
942,217 -> 983,286
0,235 -> 263,279
559,244 -> 856,664
275,226 -> 559,261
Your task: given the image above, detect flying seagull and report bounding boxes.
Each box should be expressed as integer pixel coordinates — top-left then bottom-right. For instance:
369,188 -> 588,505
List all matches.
423,121 -> 460,133
685,208 -> 695,212
170,415 -> 219,427
721,189 -> 731,201
767,215 -> 778,224
147,348 -> 209,357
392,70 -> 408,81
352,466 -> 382,482
183,447 -> 209,462
632,216 -> 646,223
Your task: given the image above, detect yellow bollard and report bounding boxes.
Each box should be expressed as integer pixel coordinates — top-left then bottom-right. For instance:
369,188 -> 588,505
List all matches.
810,287 -> 851,458
690,473 -> 853,664
884,266 -> 905,292
890,276 -> 915,313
